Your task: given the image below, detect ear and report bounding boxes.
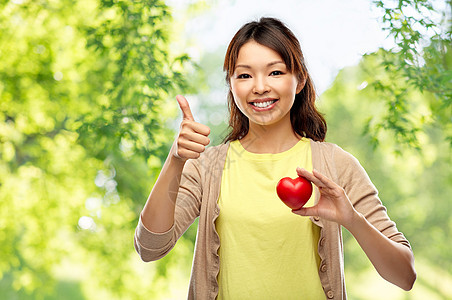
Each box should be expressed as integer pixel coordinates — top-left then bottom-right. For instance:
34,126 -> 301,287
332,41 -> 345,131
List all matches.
296,77 -> 306,94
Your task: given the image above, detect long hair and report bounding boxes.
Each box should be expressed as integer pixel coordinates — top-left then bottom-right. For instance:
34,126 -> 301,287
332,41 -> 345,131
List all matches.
223,17 -> 327,142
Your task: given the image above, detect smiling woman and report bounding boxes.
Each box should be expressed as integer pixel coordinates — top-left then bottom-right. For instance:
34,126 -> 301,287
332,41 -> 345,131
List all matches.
229,41 -> 302,129
134,17 -> 416,299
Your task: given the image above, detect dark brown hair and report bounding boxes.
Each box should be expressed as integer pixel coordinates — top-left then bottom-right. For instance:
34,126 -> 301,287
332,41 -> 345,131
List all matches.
223,17 -> 327,142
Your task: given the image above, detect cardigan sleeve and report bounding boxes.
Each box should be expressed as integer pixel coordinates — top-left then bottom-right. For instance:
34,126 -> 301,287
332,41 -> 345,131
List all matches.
333,146 -> 411,249
134,157 -> 203,262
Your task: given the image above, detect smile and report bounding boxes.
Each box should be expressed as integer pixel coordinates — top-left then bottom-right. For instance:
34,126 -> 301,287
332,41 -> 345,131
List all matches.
250,99 -> 278,109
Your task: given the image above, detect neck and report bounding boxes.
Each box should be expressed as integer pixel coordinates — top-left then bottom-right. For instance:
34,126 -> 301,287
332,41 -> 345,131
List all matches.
240,121 -> 301,154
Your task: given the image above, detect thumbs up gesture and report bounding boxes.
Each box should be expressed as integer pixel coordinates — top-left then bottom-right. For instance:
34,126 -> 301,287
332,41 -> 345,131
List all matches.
173,95 -> 211,161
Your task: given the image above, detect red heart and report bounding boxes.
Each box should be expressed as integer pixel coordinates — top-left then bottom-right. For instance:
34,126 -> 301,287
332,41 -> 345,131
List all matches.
276,176 -> 313,210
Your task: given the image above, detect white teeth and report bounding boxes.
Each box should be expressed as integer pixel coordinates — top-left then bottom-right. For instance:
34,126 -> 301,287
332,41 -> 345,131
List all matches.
252,100 -> 275,108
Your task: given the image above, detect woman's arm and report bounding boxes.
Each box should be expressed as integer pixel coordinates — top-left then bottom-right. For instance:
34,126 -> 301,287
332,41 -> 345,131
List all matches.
345,209 -> 416,291
140,95 -> 210,233
140,148 -> 186,233
293,167 -> 416,291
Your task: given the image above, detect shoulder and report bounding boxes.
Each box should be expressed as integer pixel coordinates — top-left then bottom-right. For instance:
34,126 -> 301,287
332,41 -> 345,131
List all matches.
310,139 -> 339,155
310,139 -> 368,184
184,142 -> 229,174
187,143 -> 229,164
199,142 -> 229,164
310,139 -> 359,163
204,142 -> 229,156
310,139 -> 357,165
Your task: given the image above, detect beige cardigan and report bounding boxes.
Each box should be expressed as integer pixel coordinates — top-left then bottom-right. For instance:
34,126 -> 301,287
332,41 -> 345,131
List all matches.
134,140 -> 411,299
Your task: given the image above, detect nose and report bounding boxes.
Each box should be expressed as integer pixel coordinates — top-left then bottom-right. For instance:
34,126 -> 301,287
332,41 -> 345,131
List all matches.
252,76 -> 270,94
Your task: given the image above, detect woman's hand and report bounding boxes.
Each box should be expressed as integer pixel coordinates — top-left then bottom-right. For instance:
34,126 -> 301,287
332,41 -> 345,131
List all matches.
293,167 -> 416,290
173,95 -> 211,162
292,167 -> 359,229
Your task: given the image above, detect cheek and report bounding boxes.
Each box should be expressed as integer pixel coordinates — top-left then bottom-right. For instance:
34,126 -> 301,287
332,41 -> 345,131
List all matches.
230,87 -> 250,117
283,79 -> 300,97
231,83 -> 247,104
232,93 -> 246,113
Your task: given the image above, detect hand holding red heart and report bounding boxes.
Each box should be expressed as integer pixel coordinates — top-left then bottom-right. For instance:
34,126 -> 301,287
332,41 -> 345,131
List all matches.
287,167 -> 359,229
173,95 -> 211,161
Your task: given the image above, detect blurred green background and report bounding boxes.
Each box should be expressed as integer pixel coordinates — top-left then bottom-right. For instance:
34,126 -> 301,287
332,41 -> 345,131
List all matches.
0,0 -> 451,299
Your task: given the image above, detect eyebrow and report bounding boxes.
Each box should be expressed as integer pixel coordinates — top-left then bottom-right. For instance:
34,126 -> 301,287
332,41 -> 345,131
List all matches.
235,60 -> 285,69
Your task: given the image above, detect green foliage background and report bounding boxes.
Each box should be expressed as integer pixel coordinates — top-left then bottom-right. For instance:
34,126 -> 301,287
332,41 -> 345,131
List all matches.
0,0 -> 195,298
0,0 -> 450,299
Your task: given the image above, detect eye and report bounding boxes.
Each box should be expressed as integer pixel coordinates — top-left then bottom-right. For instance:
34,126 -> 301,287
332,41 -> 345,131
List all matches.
270,70 -> 284,76
237,73 -> 251,79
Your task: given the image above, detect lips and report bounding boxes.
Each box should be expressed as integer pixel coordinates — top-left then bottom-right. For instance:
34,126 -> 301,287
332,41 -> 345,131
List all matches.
249,98 -> 278,110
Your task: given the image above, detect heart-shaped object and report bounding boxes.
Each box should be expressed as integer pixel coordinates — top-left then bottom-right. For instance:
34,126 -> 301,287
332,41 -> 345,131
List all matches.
276,176 -> 313,210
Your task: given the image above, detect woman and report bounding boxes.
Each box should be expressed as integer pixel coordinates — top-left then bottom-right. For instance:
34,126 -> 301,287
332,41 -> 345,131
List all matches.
134,17 -> 416,299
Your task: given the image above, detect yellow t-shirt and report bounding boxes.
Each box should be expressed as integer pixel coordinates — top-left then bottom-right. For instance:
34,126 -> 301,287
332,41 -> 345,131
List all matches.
216,139 -> 325,299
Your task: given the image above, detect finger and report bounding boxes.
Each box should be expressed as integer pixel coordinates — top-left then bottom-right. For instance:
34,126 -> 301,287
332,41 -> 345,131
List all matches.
196,123 -> 211,136
182,120 -> 211,137
176,95 -> 195,121
174,141 -> 203,160
291,206 -> 318,217
296,167 -> 325,188
176,148 -> 201,160
178,139 -> 207,154
182,131 -> 210,146
312,169 -> 338,190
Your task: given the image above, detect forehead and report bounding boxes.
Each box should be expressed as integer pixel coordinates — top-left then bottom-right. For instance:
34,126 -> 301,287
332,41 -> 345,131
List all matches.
235,41 -> 284,67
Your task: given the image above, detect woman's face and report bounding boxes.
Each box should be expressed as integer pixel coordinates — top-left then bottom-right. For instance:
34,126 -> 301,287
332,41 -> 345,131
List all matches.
230,40 -> 302,128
